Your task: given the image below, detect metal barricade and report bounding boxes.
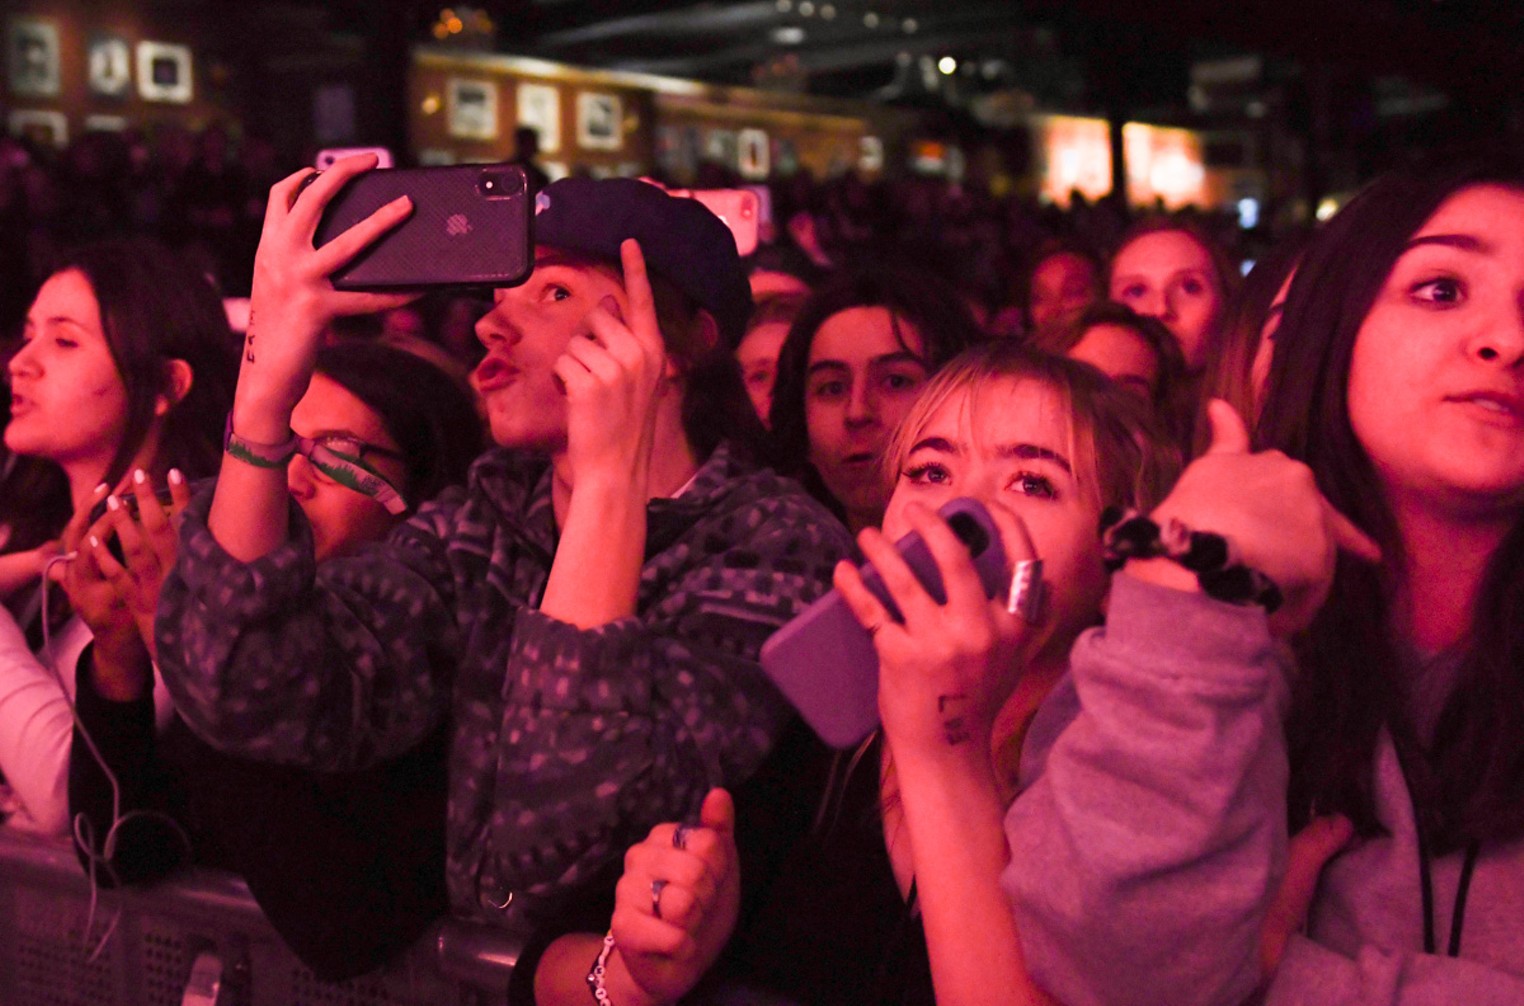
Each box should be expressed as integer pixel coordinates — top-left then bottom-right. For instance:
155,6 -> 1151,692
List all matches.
0,828 -> 520,1006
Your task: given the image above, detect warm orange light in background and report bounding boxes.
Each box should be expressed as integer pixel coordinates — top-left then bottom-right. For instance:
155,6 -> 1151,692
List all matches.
1123,122 -> 1206,209
1032,115 -> 1111,207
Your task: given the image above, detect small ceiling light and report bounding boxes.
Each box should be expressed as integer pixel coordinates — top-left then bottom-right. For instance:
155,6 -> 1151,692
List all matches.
776,0 -> 792,11
863,11 -> 879,27
938,56 -> 957,75
903,17 -> 918,33
798,0 -> 815,15
771,25 -> 806,43
820,3 -> 836,19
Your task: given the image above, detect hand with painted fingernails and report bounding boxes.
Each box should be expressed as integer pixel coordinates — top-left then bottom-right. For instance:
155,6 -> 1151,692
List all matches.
50,469 -> 193,699
1132,400 -> 1381,635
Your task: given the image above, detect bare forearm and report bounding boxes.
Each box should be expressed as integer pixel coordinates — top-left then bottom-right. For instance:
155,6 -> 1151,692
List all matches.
894,747 -> 1054,1006
535,933 -> 662,1006
539,476 -> 648,628
207,385 -> 298,563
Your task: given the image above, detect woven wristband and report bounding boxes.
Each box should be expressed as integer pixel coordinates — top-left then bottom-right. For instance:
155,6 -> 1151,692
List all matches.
223,413 -> 298,469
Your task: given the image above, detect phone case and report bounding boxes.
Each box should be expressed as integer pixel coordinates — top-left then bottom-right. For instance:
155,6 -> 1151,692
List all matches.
88,486 -> 177,563
760,497 -> 1010,748
312,164 -> 532,291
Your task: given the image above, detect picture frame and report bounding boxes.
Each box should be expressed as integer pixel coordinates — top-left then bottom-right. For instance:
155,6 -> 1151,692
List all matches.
515,82 -> 561,154
136,41 -> 193,103
7,16 -> 60,98
8,109 -> 67,149
576,91 -> 622,151
87,32 -> 132,98
447,77 -> 498,140
738,128 -> 770,180
859,135 -> 885,173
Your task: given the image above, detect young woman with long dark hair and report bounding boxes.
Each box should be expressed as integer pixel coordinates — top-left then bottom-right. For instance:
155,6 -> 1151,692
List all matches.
0,238 -> 234,833
1004,161 -> 1524,1004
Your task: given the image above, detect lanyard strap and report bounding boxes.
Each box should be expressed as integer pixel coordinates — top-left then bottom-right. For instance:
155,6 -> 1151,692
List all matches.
1415,831 -> 1482,957
1394,727 -> 1482,957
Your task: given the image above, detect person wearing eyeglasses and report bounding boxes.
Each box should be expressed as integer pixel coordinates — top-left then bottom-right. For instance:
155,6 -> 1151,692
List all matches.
63,341 -> 483,979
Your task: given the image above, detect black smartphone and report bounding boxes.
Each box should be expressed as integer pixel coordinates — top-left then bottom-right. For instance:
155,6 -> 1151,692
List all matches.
760,497 -> 1010,749
86,487 -> 177,563
310,163 -> 533,291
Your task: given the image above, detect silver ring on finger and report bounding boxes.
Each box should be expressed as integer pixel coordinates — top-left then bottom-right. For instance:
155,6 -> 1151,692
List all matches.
673,824 -> 693,851
651,878 -> 668,920
1006,558 -> 1045,622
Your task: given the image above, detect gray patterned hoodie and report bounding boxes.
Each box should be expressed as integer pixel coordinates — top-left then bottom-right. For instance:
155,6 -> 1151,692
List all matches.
156,442 -> 853,939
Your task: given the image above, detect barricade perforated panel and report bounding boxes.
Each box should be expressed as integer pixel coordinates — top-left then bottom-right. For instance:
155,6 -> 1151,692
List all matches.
0,829 -> 517,1006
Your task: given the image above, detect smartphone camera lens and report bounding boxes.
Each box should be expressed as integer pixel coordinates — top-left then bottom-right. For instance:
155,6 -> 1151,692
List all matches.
477,167 -> 526,200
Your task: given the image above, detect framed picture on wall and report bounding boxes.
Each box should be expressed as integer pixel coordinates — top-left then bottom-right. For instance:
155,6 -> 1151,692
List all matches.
859,135 -> 884,173
87,33 -> 132,98
448,77 -> 498,140
137,41 -> 193,103
576,92 -> 622,151
516,82 -> 561,154
8,109 -> 67,149
738,128 -> 770,180
7,16 -> 60,98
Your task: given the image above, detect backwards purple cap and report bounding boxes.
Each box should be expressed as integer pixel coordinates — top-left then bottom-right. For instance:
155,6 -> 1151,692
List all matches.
533,177 -> 753,348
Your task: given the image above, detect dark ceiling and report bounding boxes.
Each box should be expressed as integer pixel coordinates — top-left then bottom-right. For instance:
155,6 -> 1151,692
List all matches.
393,0 -> 1523,115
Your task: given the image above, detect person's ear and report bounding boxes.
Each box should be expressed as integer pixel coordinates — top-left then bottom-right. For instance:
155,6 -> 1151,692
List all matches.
154,359 -> 194,417
664,310 -> 720,381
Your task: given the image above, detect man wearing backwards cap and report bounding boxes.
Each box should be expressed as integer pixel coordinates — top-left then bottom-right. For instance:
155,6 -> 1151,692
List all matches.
154,157 -> 852,944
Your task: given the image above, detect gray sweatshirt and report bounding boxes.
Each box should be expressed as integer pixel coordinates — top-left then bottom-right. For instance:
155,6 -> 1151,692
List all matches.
1003,574 -> 1524,1006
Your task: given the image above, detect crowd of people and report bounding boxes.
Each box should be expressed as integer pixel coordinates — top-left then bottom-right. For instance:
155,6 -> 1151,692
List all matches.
2,129 -> 1522,1006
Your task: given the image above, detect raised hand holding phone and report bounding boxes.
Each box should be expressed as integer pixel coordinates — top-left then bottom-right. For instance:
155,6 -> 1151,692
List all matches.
761,497 -> 1012,748
213,154 -> 416,564
838,500 -> 1038,760
239,154 -> 417,432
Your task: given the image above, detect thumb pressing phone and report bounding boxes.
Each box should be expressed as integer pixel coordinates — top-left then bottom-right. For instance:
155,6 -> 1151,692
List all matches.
760,497 -> 1010,748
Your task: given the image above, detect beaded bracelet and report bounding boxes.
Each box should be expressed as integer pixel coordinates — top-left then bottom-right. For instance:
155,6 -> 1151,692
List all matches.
1099,506 -> 1284,612
586,930 -> 616,1005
